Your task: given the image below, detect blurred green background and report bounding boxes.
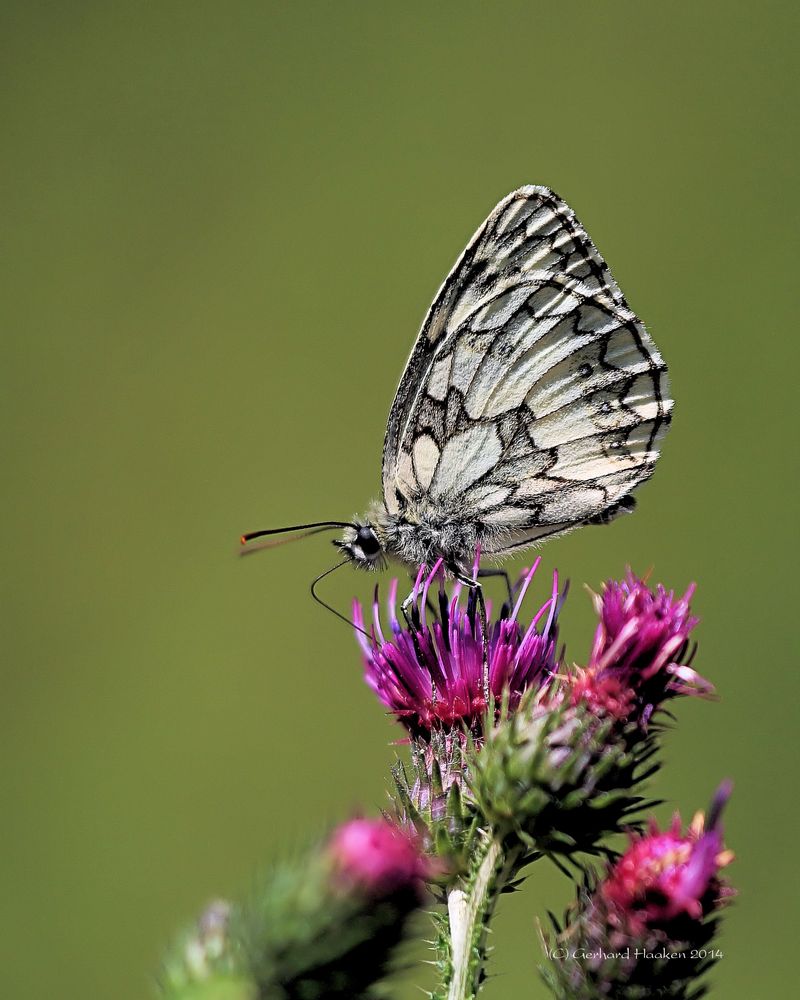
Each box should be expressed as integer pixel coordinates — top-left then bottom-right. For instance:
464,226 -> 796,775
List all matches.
2,2 -> 796,997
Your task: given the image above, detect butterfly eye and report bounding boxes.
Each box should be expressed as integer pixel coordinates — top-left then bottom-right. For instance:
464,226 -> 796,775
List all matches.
356,526 -> 381,558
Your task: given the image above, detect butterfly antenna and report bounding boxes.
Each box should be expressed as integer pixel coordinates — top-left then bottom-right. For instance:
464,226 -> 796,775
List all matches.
310,559 -> 371,639
240,520 -> 355,556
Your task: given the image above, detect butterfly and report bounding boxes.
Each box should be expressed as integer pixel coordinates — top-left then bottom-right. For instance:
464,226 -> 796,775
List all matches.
243,186 -> 671,608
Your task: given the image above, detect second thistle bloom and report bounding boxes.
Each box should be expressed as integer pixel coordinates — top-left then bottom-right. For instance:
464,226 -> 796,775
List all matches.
354,558 -> 560,739
570,571 -> 713,725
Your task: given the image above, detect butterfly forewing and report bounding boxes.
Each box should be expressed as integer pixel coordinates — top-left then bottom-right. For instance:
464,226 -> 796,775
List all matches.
381,186 -> 671,551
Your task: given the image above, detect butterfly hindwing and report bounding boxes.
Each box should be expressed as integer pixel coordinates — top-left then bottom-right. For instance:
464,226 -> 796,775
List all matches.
381,186 -> 671,551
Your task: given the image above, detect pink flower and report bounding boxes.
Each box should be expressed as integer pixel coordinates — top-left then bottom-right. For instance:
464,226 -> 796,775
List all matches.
570,571 -> 712,724
601,781 -> 735,931
328,819 -> 430,897
354,558 -> 560,738
542,786 -> 736,998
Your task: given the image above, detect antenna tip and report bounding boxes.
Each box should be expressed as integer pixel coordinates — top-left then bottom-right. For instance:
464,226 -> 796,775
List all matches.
240,534 -> 247,545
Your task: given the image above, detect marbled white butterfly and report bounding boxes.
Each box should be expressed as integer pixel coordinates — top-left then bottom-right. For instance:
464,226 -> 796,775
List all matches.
243,186 -> 671,604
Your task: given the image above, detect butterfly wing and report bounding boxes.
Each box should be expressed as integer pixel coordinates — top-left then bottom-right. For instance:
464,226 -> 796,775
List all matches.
381,186 -> 671,551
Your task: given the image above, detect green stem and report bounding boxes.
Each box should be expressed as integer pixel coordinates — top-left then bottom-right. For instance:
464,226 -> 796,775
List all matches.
444,834 -> 520,1000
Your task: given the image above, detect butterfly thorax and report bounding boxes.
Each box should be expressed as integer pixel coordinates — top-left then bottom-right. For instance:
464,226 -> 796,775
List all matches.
335,498 -> 487,575
373,498 -> 496,576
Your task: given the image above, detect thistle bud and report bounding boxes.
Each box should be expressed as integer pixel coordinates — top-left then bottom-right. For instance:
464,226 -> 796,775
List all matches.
541,784 -> 735,1000
162,820 -> 430,1000
328,817 -> 431,897
159,899 -> 254,999
472,573 -> 714,858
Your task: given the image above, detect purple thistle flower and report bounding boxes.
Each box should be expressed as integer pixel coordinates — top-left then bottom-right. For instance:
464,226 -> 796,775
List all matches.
542,785 -> 735,999
354,557 -> 560,739
600,781 -> 735,931
569,570 -> 713,725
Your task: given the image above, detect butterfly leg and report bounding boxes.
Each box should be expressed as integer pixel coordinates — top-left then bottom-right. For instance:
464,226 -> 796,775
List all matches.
398,573 -> 439,629
400,589 -> 419,631
477,566 -> 514,613
450,566 -> 490,696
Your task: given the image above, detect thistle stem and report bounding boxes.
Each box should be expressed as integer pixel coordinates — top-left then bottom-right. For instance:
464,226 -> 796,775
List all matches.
444,835 -> 519,1000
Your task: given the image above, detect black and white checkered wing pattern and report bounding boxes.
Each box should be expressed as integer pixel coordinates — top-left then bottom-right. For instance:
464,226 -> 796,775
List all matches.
381,186 -> 672,551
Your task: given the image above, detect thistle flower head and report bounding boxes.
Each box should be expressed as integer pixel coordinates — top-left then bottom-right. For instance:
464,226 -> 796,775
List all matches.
541,785 -> 735,1000
570,571 -> 712,724
354,558 -> 560,739
328,818 -> 431,897
601,780 -> 735,931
